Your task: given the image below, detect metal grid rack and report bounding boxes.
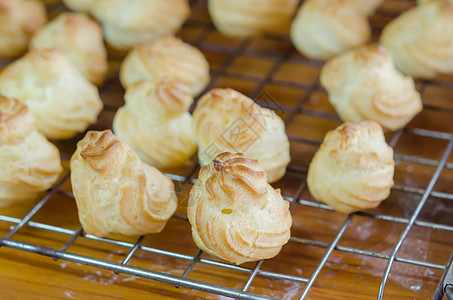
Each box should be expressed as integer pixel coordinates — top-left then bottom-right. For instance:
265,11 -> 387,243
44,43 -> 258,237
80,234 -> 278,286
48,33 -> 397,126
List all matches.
0,0 -> 452,299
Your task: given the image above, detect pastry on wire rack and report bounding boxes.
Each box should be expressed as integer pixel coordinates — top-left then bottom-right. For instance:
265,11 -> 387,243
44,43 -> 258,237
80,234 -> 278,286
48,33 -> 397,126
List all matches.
187,152 -> 292,265
113,79 -> 196,169
290,0 -> 371,60
70,130 -> 177,237
307,121 -> 395,214
0,97 -> 62,208
0,0 -> 47,59
89,0 -> 190,51
30,13 -> 108,86
416,0 -> 453,4
120,35 -> 210,96
320,44 -> 423,131
380,0 -> 453,79
208,0 -> 299,37
192,88 -> 290,183
0,49 -> 103,140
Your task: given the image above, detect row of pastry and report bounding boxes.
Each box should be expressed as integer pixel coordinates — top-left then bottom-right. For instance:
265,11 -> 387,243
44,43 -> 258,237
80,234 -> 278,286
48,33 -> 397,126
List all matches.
209,0 -> 453,80
0,0 -> 442,265
0,93 -> 393,265
3,0 -> 453,77
2,0 -> 452,80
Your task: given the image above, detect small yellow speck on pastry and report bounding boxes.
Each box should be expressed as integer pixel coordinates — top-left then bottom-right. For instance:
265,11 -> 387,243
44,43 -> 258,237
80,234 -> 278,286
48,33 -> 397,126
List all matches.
188,152 -> 292,265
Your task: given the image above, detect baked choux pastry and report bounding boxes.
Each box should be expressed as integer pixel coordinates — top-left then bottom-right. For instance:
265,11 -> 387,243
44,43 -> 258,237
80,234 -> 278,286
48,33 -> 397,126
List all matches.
380,0 -> 453,78
0,0 -> 47,59
113,79 -> 196,169
30,13 -> 108,86
120,36 -> 210,96
351,0 -> 383,15
320,45 -> 423,131
61,0 -> 94,12
208,0 -> 299,37
70,130 -> 177,237
307,121 -> 395,213
91,0 -> 190,50
192,88 -> 290,183
0,97 -> 62,208
0,49 -> 103,140
188,152 -> 292,265
290,0 -> 371,60
416,0 -> 452,4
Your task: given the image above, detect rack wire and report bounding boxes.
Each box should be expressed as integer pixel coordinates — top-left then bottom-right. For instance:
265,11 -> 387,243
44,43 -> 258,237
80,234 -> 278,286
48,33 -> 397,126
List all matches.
1,0 -> 452,299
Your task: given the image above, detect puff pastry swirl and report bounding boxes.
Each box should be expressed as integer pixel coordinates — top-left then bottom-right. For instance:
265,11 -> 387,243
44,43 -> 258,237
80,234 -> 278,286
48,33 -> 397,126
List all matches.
290,0 -> 371,60
208,0 -> 299,37
307,121 -> 395,213
192,88 -> 290,183
0,49 -> 103,140
70,130 -> 177,237
0,0 -> 47,59
320,45 -> 422,131
380,0 -> 453,78
120,36 -> 210,96
113,80 -> 196,169
30,13 -> 108,86
188,152 -> 292,265
0,97 -> 62,207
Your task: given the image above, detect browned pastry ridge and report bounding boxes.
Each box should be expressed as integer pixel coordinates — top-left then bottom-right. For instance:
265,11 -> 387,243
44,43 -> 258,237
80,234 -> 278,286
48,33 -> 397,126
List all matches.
70,130 -> 177,237
0,96 -> 62,207
307,121 -> 395,213
187,152 -> 292,265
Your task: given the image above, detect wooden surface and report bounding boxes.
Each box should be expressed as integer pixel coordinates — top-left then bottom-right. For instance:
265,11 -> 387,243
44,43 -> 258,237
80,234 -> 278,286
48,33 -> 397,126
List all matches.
1,0 -> 453,299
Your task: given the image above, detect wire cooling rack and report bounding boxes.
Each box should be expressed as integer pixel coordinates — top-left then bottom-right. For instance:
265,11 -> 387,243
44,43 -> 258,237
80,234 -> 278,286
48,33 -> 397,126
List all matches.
1,0 -> 453,299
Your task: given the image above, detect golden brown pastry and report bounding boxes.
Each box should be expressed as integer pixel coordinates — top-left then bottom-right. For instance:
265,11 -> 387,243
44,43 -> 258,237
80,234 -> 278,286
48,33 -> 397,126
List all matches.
0,0 -> 47,59
70,130 -> 177,237
380,0 -> 453,78
351,0 -> 383,15
192,88 -> 290,183
120,36 -> 210,96
290,0 -> 371,60
307,121 -> 395,213
91,0 -> 190,50
417,0 -> 453,4
61,0 -> 93,12
208,0 -> 299,37
113,79 -> 196,169
320,45 -> 423,131
30,13 -> 108,86
0,49 -> 103,140
188,152 -> 292,265
0,97 -> 62,208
